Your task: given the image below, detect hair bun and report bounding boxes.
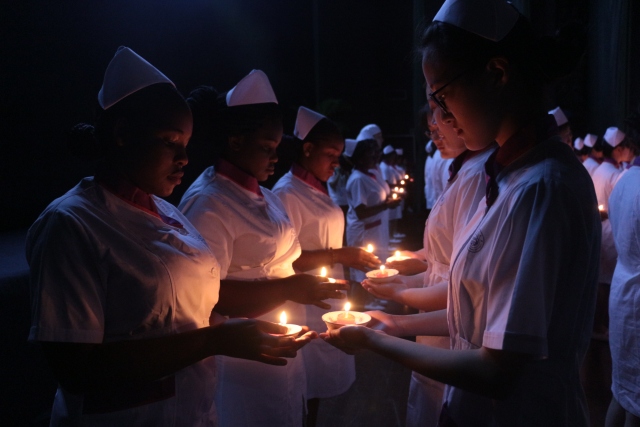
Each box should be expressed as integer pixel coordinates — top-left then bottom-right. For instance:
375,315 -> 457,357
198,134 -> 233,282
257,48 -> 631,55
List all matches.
67,122 -> 100,160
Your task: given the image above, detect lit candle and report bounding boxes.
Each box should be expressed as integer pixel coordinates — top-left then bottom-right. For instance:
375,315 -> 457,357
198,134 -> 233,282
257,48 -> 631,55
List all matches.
393,186 -> 399,192
373,264 -> 389,278
277,311 -> 302,336
404,174 -> 409,180
320,266 -> 336,283
366,244 -> 374,253
322,301 -> 372,330
392,193 -> 398,200
337,301 -> 356,324
598,204 -> 605,212
395,250 -> 401,258
399,188 -> 405,193
400,179 -> 405,185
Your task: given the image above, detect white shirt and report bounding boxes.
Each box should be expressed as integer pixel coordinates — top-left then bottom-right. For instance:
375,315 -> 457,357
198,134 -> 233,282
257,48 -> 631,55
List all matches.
272,168 -> 356,399
179,165 -> 306,427
424,151 -> 436,209
582,156 -> 600,177
446,140 -> 600,426
327,168 -> 349,207
27,177 -> 219,426
431,150 -> 453,205
608,165 -> 640,418
346,169 -> 389,281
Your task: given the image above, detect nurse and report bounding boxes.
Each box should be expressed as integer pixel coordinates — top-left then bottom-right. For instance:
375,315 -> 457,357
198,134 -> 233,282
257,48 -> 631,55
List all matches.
179,72 -> 347,427
606,156 -> 640,427
549,106 -> 572,146
27,47 -> 299,426
327,138 -> 356,217
365,104 -> 496,427
582,133 -> 603,176
345,138 -> 400,285
323,1 -> 601,426
272,106 -> 380,424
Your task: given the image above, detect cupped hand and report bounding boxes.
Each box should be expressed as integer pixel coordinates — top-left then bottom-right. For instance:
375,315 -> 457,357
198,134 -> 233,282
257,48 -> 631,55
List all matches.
211,318 -> 300,365
335,246 -> 381,271
286,274 -> 349,309
319,325 -> 379,354
361,278 -> 408,303
385,258 -> 428,276
366,310 -> 404,337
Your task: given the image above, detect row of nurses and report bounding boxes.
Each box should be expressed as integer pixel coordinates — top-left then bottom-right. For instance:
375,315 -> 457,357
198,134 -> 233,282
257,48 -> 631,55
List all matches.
272,106 -> 379,423
178,71 -> 348,427
27,47 -> 301,427
607,156 -> 640,425
323,1 -> 601,426
365,101 -> 497,425
423,110 -> 454,212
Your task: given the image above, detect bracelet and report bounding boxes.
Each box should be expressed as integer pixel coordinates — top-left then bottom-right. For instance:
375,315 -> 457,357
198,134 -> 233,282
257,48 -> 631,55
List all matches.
329,247 -> 335,268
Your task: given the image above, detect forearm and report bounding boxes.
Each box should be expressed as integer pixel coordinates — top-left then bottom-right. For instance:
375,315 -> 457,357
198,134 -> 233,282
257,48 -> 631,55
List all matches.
397,282 -> 448,312
293,250 -> 332,273
364,333 -> 513,398
216,278 -> 288,318
355,203 -> 388,220
392,310 -> 449,337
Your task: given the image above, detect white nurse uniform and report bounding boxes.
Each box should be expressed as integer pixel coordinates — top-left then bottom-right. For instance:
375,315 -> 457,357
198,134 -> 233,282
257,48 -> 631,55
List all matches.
445,138 -> 600,427
179,160 -> 306,427
28,177 -> 220,426
608,161 -> 640,418
407,146 -> 495,427
272,165 -> 356,399
582,156 -> 600,177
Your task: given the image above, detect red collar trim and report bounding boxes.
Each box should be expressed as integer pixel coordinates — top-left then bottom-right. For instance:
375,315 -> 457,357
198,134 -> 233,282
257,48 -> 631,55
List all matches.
291,163 -> 328,195
96,172 -> 183,228
216,158 -> 263,197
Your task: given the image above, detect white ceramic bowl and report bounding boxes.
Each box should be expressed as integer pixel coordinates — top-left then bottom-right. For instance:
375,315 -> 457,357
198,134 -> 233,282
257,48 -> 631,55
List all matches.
322,311 -> 371,331
365,268 -> 399,283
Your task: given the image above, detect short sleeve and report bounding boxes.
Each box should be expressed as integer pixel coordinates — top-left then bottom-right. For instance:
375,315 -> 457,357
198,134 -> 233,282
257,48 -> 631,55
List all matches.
347,175 -> 380,208
28,210 -> 105,343
180,195 -> 235,279
482,180 -> 583,355
274,190 -> 304,237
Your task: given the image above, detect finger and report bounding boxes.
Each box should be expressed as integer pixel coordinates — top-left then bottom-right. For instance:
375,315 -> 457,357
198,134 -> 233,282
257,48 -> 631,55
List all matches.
313,301 -> 332,310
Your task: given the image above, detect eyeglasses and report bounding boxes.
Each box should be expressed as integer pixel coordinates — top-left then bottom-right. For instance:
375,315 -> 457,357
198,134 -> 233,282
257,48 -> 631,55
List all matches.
427,70 -> 468,115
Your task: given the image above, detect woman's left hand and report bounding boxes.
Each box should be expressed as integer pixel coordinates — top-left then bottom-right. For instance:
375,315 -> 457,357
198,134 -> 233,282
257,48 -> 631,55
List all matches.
335,247 -> 381,271
319,325 -> 380,354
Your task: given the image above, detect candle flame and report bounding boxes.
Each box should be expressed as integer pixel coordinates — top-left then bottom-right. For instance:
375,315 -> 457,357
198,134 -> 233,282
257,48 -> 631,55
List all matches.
320,266 -> 327,277
399,188 -> 405,193
279,311 -> 287,325
394,186 -> 399,192
380,264 -> 386,272
395,250 -> 400,258
366,244 -> 374,253
344,301 -> 351,312
404,174 -> 409,179
392,193 -> 398,200
598,204 -> 604,211
400,180 -> 405,185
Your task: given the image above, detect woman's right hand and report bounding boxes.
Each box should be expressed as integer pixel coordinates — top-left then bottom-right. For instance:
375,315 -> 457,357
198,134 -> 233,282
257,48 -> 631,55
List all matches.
366,310 -> 404,337
385,258 -> 428,276
210,318 -> 299,365
335,247 -> 381,271
286,274 -> 349,309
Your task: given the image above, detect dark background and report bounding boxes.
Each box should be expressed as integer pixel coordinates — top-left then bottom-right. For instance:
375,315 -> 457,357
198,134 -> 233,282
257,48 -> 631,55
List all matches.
1,0 -> 638,231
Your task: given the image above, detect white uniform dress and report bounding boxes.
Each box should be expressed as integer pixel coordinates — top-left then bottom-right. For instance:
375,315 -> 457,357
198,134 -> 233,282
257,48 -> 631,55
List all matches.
431,150 -> 454,204
592,158 -> 624,284
406,146 -> 495,427
424,149 -> 436,209
608,162 -> 640,418
27,177 -> 220,427
272,165 -> 356,399
346,169 -> 389,281
179,160 -> 306,427
327,169 -> 349,208
582,156 -> 600,177
445,137 -> 600,427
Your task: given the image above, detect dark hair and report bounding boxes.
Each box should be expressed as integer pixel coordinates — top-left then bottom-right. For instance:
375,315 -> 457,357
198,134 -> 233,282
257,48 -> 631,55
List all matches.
187,86 -> 282,161
575,145 -> 591,157
67,83 -> 188,161
291,117 -> 344,162
348,138 -> 378,172
419,16 -> 586,97
602,135 -> 639,158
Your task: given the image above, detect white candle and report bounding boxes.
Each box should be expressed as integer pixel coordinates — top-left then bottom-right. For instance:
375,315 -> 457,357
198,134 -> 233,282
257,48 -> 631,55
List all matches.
278,311 -> 302,336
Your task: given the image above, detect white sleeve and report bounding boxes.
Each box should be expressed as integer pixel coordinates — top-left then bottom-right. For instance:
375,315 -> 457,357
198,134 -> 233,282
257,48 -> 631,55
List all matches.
28,210 -> 105,343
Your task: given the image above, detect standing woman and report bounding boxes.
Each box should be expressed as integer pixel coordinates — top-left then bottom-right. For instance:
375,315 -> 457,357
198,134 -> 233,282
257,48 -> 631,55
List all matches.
272,107 -> 380,424
345,138 -> 400,285
324,1 -> 601,426
179,71 -> 347,427
582,133 -> 603,176
27,47 -> 297,426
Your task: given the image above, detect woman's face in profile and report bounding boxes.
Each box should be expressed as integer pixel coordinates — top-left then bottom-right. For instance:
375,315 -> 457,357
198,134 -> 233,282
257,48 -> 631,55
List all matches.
230,120 -> 284,182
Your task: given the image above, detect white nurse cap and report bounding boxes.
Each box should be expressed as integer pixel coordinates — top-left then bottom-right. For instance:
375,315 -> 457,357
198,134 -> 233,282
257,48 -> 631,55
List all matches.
344,138 -> 358,157
549,107 -> 568,126
583,133 -> 597,148
604,127 -> 626,147
98,46 -> 174,110
226,69 -> 278,107
294,106 -> 326,140
573,137 -> 584,150
433,0 -> 519,42
396,148 -> 403,155
383,145 -> 395,155
357,124 -> 382,142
